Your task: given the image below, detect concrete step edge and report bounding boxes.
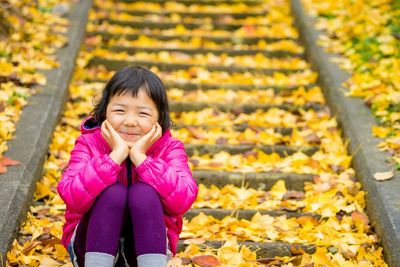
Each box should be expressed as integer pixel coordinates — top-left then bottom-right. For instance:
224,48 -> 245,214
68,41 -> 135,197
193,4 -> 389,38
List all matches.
290,0 -> 400,266
0,0 -> 93,262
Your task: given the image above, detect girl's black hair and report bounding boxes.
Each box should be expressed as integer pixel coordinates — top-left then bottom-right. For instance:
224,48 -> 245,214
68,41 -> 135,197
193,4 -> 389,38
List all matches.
91,66 -> 171,131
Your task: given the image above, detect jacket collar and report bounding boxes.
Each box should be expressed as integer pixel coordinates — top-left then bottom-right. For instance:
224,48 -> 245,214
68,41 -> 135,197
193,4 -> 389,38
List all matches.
81,116 -> 100,133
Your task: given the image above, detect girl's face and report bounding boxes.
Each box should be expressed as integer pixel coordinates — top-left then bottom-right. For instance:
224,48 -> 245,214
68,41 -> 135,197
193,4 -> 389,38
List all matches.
105,87 -> 159,146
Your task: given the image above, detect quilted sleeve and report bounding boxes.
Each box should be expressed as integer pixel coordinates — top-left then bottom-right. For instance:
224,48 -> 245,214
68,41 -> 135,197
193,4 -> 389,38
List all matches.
136,140 -> 198,216
57,135 -> 122,214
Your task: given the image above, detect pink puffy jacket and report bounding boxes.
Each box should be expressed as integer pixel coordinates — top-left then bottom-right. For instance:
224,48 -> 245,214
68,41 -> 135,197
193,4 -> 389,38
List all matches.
57,117 -> 198,254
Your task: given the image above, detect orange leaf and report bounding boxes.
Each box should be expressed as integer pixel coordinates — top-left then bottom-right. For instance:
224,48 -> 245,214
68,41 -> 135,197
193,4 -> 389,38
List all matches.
0,157 -> 19,174
21,240 -> 42,255
296,216 -> 319,226
191,255 -> 221,267
351,211 -> 369,226
290,244 -> 306,255
187,127 -> 205,139
0,157 -> 20,166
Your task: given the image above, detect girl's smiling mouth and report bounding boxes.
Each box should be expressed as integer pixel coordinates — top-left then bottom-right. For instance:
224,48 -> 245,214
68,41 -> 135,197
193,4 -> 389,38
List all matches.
120,132 -> 141,139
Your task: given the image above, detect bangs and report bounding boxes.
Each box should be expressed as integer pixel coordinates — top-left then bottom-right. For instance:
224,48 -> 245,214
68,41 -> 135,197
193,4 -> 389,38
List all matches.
91,66 -> 171,131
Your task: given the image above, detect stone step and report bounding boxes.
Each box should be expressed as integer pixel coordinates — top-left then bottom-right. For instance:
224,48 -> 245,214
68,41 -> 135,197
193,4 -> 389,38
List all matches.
167,86 -> 323,105
106,9 -> 265,19
88,57 -> 304,75
89,31 -> 298,44
104,18 -> 276,32
164,82 -> 317,92
171,124 -> 295,135
108,45 -> 304,58
184,208 -> 320,220
193,170 -> 314,190
121,0 -> 264,6
85,77 -> 317,92
169,101 -> 324,113
173,127 -> 322,148
177,240 -> 316,258
170,108 -> 330,129
185,144 -> 318,157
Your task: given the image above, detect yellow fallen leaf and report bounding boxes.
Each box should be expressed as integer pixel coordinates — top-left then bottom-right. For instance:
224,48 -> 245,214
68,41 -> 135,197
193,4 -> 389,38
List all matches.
167,257 -> 183,267
372,126 -> 391,138
38,255 -> 60,266
54,244 -> 69,261
312,247 -> 333,266
269,180 -> 287,199
34,181 -> 53,200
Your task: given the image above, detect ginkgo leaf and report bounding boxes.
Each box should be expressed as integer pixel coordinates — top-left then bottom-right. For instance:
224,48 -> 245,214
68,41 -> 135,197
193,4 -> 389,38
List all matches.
167,257 -> 183,267
351,211 -> 369,226
290,244 -> 306,255
0,156 -> 20,166
37,255 -> 60,266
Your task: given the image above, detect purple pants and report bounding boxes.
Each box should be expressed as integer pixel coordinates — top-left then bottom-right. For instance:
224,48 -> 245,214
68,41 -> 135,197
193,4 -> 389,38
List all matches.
70,182 -> 167,266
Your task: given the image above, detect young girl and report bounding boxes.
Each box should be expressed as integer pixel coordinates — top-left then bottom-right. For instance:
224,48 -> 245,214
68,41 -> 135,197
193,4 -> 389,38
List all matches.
57,66 -> 198,267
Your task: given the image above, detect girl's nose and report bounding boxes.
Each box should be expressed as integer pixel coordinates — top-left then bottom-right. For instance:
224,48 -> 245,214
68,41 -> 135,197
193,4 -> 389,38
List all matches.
124,116 -> 138,126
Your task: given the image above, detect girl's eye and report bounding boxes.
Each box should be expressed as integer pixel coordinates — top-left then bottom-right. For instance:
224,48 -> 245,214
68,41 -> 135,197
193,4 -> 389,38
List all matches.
114,109 -> 124,113
139,112 -> 149,116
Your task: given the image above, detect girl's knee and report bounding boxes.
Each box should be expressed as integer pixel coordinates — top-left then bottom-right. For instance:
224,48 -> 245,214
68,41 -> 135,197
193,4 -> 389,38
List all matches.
128,182 -> 161,210
96,183 -> 128,210
129,182 -> 157,196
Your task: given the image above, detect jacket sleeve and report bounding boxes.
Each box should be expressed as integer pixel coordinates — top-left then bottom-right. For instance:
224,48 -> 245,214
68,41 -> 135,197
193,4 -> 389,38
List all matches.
57,135 -> 122,214
135,140 -> 198,216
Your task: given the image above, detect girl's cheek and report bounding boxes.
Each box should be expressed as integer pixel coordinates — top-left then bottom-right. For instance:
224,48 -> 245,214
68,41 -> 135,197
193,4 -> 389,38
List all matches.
107,114 -> 123,128
106,112 -> 116,120
138,118 -> 154,131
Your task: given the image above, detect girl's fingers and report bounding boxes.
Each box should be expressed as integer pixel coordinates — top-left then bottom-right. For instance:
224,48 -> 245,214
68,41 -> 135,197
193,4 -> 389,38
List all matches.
105,121 -> 121,139
105,120 -> 114,133
138,125 -> 156,146
150,123 -> 162,143
101,121 -> 110,138
156,122 -> 162,135
155,123 -> 162,137
145,124 -> 156,139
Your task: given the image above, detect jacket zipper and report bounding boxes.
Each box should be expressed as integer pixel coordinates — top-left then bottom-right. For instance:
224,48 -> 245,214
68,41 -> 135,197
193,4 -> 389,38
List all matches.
126,157 -> 132,187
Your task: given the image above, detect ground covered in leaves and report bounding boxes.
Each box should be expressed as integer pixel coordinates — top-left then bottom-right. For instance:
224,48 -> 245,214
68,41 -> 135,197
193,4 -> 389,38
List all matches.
302,0 -> 400,174
5,0 -> 391,266
0,0 -> 68,173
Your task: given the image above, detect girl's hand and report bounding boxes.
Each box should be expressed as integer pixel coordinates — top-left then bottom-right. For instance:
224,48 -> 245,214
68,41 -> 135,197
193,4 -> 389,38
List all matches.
129,122 -> 162,166
101,120 -> 129,164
